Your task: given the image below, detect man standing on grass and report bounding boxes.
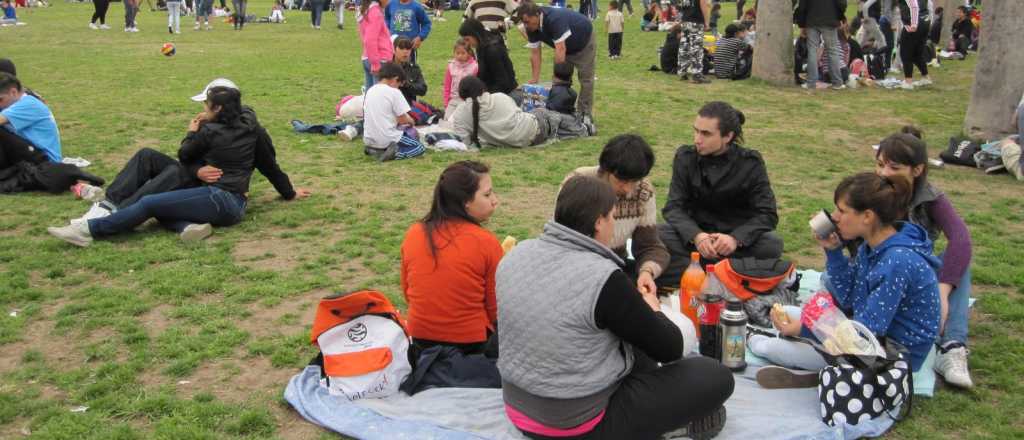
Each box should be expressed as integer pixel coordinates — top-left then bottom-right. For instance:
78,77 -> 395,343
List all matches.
655,101 -> 783,288
517,1 -> 596,127
386,0 -> 432,65
794,0 -> 847,90
676,0 -> 711,84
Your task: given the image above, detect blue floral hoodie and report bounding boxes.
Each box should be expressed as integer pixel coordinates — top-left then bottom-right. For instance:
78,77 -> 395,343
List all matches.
824,222 -> 941,371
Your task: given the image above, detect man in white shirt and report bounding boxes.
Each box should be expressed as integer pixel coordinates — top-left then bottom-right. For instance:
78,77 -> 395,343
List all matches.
362,63 -> 427,162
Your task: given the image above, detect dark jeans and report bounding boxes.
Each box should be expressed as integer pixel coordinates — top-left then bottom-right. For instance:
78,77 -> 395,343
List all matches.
88,185 -> 246,237
608,32 -> 622,56
104,148 -> 196,209
310,0 -> 325,26
0,128 -> 48,169
521,354 -> 734,440
92,0 -> 110,24
655,223 -> 784,288
899,21 -> 930,78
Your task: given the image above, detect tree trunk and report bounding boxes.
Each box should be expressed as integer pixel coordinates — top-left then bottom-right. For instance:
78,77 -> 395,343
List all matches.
752,0 -> 795,86
937,0 -> 958,51
963,2 -> 1024,140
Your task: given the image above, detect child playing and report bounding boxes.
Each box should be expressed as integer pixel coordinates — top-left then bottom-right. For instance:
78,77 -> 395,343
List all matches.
270,0 -> 285,22
605,0 -> 624,59
708,2 -> 720,38
546,62 -> 577,116
362,63 -> 426,162
442,38 -> 478,119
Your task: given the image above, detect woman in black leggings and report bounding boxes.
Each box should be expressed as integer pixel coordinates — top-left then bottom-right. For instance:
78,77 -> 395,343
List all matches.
898,0 -> 932,89
90,0 -> 111,29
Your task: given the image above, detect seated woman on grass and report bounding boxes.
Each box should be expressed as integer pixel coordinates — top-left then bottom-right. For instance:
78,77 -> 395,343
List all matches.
876,129 -> 975,388
47,85 -> 310,246
450,77 -> 593,149
497,175 -> 733,440
751,173 -> 941,388
401,160 -> 502,355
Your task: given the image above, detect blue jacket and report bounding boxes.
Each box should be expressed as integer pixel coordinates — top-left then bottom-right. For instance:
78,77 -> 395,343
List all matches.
386,0 -> 432,41
823,222 -> 941,371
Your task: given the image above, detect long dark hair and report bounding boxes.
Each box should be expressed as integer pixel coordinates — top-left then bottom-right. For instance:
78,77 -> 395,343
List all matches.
876,130 -> 929,197
459,18 -> 497,48
422,161 -> 491,259
206,86 -> 243,125
834,173 -> 913,227
458,76 -> 486,147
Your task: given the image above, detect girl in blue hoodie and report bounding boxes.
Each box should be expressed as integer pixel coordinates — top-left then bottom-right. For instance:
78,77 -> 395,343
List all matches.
751,173 -> 941,386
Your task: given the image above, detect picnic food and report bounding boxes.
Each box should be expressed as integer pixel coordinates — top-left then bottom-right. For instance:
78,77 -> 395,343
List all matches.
501,236 -> 517,254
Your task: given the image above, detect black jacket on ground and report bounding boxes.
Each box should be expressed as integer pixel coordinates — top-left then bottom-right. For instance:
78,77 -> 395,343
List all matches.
662,144 -> 779,247
794,0 -> 847,28
399,61 -> 428,105
477,41 -> 519,94
545,82 -> 577,115
179,107 -> 296,199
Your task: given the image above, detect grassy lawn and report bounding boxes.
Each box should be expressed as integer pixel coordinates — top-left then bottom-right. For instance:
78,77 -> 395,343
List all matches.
1,1 -> 1022,439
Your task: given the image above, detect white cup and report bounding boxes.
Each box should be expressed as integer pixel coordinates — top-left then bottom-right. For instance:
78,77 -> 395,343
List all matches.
809,209 -> 836,239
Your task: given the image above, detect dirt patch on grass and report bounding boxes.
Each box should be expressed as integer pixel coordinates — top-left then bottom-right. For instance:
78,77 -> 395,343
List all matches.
0,298 -> 74,376
274,404 -> 332,440
139,304 -> 175,337
177,354 -> 295,403
237,288 -> 328,339
233,238 -> 305,272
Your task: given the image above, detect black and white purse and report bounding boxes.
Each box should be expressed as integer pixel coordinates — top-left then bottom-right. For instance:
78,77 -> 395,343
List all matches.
806,335 -> 914,427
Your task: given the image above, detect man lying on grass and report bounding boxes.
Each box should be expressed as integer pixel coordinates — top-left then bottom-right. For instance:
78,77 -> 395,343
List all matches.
47,79 -> 311,247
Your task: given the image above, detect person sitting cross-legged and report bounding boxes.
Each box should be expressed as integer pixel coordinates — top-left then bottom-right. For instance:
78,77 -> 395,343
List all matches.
47,83 -> 310,246
656,101 -> 783,288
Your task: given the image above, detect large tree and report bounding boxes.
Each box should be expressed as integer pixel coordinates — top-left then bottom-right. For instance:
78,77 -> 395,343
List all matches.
963,2 -> 1024,140
752,0 -> 795,86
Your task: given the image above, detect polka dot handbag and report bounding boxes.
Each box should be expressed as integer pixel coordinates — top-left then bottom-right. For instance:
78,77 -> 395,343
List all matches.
811,338 -> 914,427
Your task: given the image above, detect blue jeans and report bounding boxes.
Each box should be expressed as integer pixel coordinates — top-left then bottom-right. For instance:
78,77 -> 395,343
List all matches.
820,260 -> 971,346
310,0 -> 324,26
806,26 -> 843,86
362,59 -> 377,91
88,186 -> 246,238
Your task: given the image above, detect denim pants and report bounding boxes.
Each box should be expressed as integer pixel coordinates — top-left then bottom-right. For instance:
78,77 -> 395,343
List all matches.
310,0 -> 325,26
88,186 -> 246,237
167,1 -> 181,32
806,26 -> 843,86
362,59 -> 377,91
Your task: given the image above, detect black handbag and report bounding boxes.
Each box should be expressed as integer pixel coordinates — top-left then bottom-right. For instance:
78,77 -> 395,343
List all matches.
940,137 -> 980,167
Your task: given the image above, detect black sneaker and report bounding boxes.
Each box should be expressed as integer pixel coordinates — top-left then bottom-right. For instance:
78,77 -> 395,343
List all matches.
755,365 -> 818,389
663,405 -> 727,440
679,73 -> 689,81
691,74 -> 711,84
168,25 -> 173,34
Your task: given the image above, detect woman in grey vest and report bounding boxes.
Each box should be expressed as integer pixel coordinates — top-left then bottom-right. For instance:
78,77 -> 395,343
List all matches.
496,175 -> 734,440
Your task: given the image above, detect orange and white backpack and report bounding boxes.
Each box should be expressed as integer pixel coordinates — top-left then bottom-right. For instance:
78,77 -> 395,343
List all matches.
310,290 -> 412,402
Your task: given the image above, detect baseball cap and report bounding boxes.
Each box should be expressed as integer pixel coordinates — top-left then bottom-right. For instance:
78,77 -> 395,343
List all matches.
191,78 -> 239,102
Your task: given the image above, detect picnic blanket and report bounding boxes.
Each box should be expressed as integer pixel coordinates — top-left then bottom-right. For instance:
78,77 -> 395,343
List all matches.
285,362 -> 896,440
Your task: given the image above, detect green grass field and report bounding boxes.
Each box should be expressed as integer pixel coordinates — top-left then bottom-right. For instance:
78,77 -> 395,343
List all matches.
1,1 -> 1022,439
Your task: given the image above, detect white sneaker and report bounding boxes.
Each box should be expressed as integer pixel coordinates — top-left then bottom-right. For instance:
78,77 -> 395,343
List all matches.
935,345 -> 974,389
916,78 -> 933,87
194,23 -> 201,30
180,223 -> 213,242
899,81 -> 914,90
205,23 -> 212,30
79,202 -> 113,221
132,26 -> 140,32
48,222 -> 93,247
89,22 -> 99,29
337,125 -> 358,141
99,24 -> 111,29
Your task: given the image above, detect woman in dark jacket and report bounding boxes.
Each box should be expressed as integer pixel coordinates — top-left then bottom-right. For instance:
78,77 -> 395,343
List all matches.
459,18 -> 518,95
48,86 -> 310,247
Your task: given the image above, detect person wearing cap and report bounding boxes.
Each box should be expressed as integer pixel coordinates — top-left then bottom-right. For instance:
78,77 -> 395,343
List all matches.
516,2 -> 596,125
47,79 -> 311,246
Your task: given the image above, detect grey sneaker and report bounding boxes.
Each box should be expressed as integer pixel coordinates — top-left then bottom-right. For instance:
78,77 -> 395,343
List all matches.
180,223 -> 213,242
48,222 -> 93,247
378,142 -> 399,162
662,405 -> 726,440
691,74 -> 711,84
755,365 -> 818,389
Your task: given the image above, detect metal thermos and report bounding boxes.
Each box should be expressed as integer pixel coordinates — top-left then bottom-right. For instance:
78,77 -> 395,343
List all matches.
720,298 -> 748,372
698,294 -> 724,361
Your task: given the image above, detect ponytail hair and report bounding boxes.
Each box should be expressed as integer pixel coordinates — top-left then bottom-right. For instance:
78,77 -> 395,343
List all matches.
697,101 -> 746,145
458,76 -> 486,147
834,172 -> 913,226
